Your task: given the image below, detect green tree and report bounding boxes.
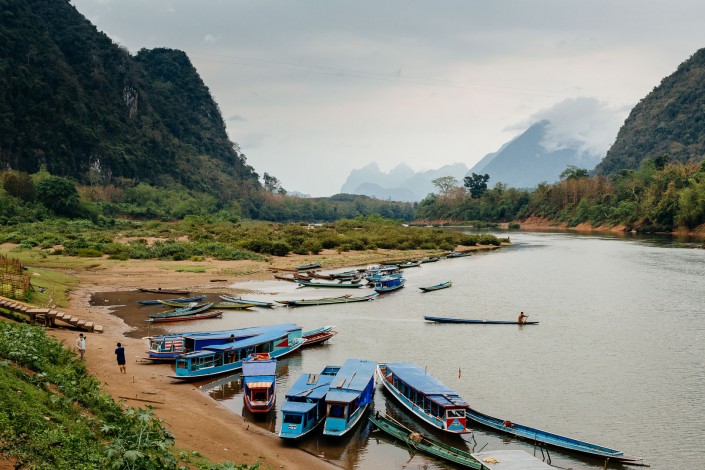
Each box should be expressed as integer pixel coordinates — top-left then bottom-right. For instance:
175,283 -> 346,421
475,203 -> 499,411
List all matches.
2,171 -> 35,202
432,176 -> 459,196
35,176 -> 80,217
463,173 -> 490,199
559,165 -> 590,180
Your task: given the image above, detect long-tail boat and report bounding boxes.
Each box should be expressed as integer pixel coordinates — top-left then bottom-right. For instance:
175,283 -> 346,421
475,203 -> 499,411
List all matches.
219,295 -> 275,308
146,310 -> 222,323
419,281 -> 452,292
424,316 -> 539,325
377,362 -> 470,434
148,302 -> 214,319
284,292 -> 378,307
374,275 -> 405,293
465,406 -> 642,464
242,354 -> 277,413
170,329 -> 305,380
138,294 -> 206,305
211,302 -> 256,309
300,325 -> 337,346
369,412 -> 486,469
295,280 -> 364,288
275,294 -> 352,306
323,359 -> 376,436
295,261 -> 321,270
280,365 -> 341,439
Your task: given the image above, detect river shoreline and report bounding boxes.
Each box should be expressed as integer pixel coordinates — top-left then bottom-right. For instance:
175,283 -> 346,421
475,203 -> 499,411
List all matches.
39,244 -> 503,468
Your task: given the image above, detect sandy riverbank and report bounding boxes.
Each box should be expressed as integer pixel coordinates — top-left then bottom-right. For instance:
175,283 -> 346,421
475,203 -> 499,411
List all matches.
37,245 -> 501,468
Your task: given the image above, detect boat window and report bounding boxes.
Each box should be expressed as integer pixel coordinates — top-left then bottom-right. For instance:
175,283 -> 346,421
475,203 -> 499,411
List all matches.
283,414 -> 303,424
447,409 -> 465,419
328,404 -> 346,418
176,360 -> 187,370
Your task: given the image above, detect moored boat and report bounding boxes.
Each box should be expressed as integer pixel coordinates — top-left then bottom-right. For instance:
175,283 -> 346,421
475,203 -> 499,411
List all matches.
279,365 -> 341,439
301,325 -> 337,346
219,295 -> 275,308
419,281 -> 452,292
377,362 -> 470,433
295,280 -> 364,288
144,323 -> 303,361
211,302 -> 256,309
275,294 -> 352,306
420,257 -> 440,263
242,354 -> 277,413
398,260 -> 422,268
138,294 -> 206,305
465,406 -> 642,464
146,310 -> 222,323
424,316 -> 539,325
148,302 -> 214,319
323,359 -> 376,436
170,329 -> 305,380
284,292 -> 378,307
374,275 -> 405,293
296,261 -> 321,270
369,412 -> 485,469
446,251 -> 471,258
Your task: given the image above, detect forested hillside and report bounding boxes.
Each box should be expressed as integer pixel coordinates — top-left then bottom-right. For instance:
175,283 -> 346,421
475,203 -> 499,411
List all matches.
596,47 -> 705,175
0,0 -> 258,202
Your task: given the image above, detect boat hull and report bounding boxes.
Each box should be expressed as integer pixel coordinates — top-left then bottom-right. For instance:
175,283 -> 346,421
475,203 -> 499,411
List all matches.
424,316 -> 539,325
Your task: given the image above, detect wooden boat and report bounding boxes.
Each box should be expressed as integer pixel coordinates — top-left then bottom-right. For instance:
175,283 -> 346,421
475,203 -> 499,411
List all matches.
465,406 -> 642,464
374,275 -> 405,293
138,288 -> 190,295
446,251 -> 471,258
296,261 -> 321,270
147,302 -> 197,316
211,302 -> 256,309
420,257 -> 440,263
219,295 -> 275,308
470,451 -> 553,470
273,273 -> 297,282
144,323 -> 303,361
242,354 -> 277,413
424,316 -> 539,325
364,265 -> 401,281
138,294 -> 206,305
275,294 -> 352,306
284,292 -> 378,307
420,281 -> 452,292
280,366 -> 341,439
301,325 -> 337,346
295,280 -> 364,288
158,298 -> 208,308
369,412 -> 485,469
323,359 -> 376,436
170,329 -> 305,380
398,260 -> 422,268
146,310 -> 222,323
148,302 -> 214,319
377,362 -> 470,434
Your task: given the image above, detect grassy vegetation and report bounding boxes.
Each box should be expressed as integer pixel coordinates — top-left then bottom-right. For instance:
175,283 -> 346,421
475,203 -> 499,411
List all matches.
0,322 -> 258,469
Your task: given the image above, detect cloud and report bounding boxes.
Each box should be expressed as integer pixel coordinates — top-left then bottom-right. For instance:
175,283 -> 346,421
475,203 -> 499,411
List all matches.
227,114 -> 247,122
512,97 -> 630,157
203,34 -> 217,44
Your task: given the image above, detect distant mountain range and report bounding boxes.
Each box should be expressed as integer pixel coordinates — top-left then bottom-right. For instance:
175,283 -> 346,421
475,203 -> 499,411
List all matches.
341,119 -> 604,200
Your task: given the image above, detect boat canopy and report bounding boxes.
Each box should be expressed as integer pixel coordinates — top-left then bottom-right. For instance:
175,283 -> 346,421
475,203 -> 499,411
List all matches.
282,401 -> 317,414
386,362 -> 468,407
331,359 -> 377,392
245,380 -> 274,388
182,330 -> 287,358
286,373 -> 336,400
243,360 -> 277,377
183,323 -> 299,342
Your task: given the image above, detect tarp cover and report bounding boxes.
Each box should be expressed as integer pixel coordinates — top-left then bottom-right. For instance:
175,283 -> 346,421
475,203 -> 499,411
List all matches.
286,371 -> 337,400
242,359 -> 277,377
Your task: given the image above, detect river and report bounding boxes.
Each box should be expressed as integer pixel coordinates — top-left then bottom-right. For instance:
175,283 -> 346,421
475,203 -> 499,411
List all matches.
97,231 -> 705,469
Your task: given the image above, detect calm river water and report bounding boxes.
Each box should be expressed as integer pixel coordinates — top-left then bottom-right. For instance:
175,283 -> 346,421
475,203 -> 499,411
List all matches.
97,231 -> 705,469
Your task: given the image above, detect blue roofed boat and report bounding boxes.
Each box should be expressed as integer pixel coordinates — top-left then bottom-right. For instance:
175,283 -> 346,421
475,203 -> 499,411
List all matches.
323,359 -> 376,437
374,275 -> 405,293
144,323 -> 302,361
170,329 -> 304,380
364,265 -> 401,282
242,354 -> 277,413
377,363 -> 469,434
465,406 -> 642,464
279,365 -> 341,440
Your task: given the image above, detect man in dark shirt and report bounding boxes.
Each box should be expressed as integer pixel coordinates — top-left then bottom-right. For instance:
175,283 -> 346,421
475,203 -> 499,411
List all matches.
115,342 -> 126,373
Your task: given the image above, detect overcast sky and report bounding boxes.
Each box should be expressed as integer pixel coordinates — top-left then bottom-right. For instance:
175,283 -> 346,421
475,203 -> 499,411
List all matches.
71,0 -> 705,196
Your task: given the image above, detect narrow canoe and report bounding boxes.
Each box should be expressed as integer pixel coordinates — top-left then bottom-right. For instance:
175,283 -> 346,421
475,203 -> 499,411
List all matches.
465,406 -> 642,464
446,252 -> 471,258
211,302 -> 256,309
296,261 -> 321,270
301,326 -> 338,346
138,295 -> 206,305
285,292 -> 378,307
419,281 -> 452,292
148,302 -> 214,319
146,310 -> 222,323
424,316 -> 539,325
420,257 -> 440,263
295,280 -> 364,288
369,413 -> 485,469
219,295 -> 275,308
275,294 -> 352,306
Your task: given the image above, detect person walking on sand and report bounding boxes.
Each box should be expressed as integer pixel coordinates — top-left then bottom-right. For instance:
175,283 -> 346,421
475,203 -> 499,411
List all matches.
115,342 -> 126,373
76,333 -> 86,359
518,311 -> 529,324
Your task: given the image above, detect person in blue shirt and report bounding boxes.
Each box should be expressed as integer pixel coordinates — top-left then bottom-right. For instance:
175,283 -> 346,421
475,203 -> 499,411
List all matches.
115,342 -> 126,373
